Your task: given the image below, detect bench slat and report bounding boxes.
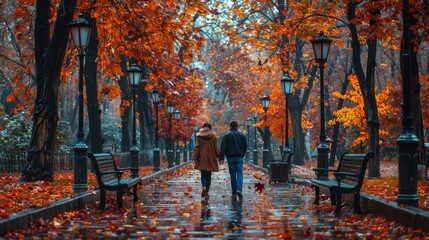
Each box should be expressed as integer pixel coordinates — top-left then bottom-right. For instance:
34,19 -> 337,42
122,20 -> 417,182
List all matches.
310,152 -> 373,215
88,152 -> 142,210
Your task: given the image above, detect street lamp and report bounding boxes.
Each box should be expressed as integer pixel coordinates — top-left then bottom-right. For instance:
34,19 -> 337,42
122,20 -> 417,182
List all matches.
69,13 -> 91,192
127,64 -> 142,178
311,32 -> 332,180
150,90 -> 161,172
397,0 -> 419,207
174,109 -> 181,166
260,95 -> 271,168
280,72 -> 294,155
245,118 -> 252,162
183,117 -> 189,162
167,104 -> 175,168
252,112 -> 259,165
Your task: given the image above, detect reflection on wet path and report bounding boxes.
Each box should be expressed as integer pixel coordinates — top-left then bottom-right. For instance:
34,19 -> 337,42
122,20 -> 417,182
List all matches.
7,164 -> 416,239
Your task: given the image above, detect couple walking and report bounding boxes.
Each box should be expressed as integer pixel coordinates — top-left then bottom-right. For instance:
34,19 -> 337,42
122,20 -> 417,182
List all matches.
191,121 -> 247,201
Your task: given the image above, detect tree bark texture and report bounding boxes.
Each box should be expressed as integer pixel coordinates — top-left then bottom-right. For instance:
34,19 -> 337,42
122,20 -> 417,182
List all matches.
348,1 -> 380,178
289,39 -> 317,165
84,14 -> 103,154
137,64 -> 153,165
22,0 -> 77,181
119,58 -> 131,152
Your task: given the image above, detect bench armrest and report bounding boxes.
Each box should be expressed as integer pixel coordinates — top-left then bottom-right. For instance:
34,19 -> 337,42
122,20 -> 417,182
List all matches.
117,167 -> 131,171
333,171 -> 357,180
100,170 -> 123,180
313,168 -> 334,176
333,171 -> 358,187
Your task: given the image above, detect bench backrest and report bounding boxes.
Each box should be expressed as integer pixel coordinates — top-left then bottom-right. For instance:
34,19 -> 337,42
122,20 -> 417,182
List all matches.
336,152 -> 373,188
281,152 -> 293,164
88,152 -> 118,186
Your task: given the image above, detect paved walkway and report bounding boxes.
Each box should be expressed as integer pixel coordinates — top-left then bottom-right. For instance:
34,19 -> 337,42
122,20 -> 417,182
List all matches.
2,163 -> 425,239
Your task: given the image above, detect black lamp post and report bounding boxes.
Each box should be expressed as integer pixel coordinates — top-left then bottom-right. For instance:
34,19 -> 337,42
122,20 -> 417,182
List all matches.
69,13 -> 91,192
252,112 -> 259,165
311,32 -> 332,180
281,72 -> 295,155
151,90 -> 160,172
260,95 -> 271,168
127,64 -> 142,178
167,104 -> 175,168
245,118 -> 252,162
183,117 -> 189,162
397,0 -> 418,207
174,109 -> 181,166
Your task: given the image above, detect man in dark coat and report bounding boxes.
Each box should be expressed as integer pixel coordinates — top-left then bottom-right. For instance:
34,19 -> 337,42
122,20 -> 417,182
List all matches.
220,121 -> 247,200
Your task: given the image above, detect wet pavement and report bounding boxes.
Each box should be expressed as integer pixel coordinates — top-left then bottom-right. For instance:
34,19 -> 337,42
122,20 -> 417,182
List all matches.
2,163 -> 426,239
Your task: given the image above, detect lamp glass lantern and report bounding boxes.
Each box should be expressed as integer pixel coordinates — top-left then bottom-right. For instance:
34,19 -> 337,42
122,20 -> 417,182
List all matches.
252,112 -> 258,119
184,117 -> 188,125
69,13 -> 91,49
281,72 -> 294,95
151,90 -> 160,104
311,32 -> 332,64
127,64 -> 142,87
260,95 -> 271,111
174,109 -> 181,120
167,104 -> 175,114
245,118 -> 252,127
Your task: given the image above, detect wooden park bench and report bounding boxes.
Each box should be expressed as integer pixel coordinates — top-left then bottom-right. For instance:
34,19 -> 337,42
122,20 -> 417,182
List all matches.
268,152 -> 293,183
310,152 -> 373,215
88,152 -> 142,209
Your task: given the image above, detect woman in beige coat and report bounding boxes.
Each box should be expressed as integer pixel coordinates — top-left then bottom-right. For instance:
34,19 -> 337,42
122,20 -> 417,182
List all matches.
192,123 -> 220,200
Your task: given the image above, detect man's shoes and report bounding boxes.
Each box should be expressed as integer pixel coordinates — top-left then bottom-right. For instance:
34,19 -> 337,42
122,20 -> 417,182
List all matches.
236,191 -> 243,200
205,192 -> 210,200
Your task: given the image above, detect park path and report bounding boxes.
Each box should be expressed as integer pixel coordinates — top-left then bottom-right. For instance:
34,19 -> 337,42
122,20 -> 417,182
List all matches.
2,163 -> 420,239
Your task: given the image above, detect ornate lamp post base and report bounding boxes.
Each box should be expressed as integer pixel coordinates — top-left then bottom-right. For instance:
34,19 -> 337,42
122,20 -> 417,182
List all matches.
153,148 -> 161,172
130,145 -> 140,178
73,142 -> 88,192
183,150 -> 188,163
175,150 -> 181,166
253,150 -> 258,165
167,150 -> 174,168
397,133 -> 419,206
317,142 -> 329,180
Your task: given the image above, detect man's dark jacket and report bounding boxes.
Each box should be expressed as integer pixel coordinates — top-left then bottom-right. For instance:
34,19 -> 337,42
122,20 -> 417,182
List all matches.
220,129 -> 247,160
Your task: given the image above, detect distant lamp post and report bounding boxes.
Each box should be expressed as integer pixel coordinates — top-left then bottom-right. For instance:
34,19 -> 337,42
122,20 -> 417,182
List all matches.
127,64 -> 142,178
245,118 -> 252,162
311,32 -> 332,180
69,13 -> 91,192
260,95 -> 271,168
183,117 -> 189,162
167,104 -> 175,168
252,112 -> 259,165
174,109 -> 181,166
151,90 -> 161,172
280,72 -> 294,155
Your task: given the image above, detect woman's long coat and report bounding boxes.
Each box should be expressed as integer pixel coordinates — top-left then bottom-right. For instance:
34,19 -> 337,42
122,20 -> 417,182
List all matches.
191,127 -> 220,172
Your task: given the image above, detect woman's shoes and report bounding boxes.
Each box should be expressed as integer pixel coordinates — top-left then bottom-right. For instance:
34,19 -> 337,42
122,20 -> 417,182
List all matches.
202,187 -> 210,200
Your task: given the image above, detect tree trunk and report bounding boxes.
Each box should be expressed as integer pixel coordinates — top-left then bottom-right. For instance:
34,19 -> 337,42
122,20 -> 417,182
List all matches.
119,59 -> 131,153
137,64 -> 153,165
21,0 -> 77,182
408,6 -> 427,180
348,1 -> 381,178
84,14 -> 103,154
330,71 -> 350,166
